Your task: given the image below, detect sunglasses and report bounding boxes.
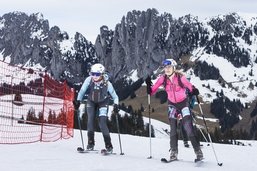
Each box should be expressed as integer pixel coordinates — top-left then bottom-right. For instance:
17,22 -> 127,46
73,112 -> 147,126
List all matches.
91,72 -> 101,77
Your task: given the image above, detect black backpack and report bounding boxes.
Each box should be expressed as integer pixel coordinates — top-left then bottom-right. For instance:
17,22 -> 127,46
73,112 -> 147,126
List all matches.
83,75 -> 109,102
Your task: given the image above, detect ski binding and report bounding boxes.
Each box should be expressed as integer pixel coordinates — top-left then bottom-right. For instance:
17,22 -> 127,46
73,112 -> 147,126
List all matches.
77,147 -> 98,153
101,149 -> 116,155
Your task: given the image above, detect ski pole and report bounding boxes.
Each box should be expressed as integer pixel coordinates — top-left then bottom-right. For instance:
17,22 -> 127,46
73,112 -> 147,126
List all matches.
192,116 -> 209,145
115,111 -> 124,155
145,75 -> 153,159
197,125 -> 209,145
77,106 -> 85,151
196,96 -> 223,166
187,93 -> 209,145
147,94 -> 152,159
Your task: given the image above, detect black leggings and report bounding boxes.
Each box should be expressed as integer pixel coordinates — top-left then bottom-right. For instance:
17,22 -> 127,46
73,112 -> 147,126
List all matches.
86,100 -> 110,138
168,98 -> 200,151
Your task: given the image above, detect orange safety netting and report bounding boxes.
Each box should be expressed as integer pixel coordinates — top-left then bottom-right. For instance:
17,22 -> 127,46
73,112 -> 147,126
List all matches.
0,61 -> 75,144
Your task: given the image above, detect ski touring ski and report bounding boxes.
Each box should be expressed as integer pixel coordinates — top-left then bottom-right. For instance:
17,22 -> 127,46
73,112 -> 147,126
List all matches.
161,158 -> 178,163
161,157 -> 204,166
77,147 -> 98,153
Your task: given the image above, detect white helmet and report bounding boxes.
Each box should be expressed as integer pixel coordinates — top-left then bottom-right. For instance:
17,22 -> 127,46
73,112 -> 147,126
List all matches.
90,63 -> 105,74
162,58 -> 177,67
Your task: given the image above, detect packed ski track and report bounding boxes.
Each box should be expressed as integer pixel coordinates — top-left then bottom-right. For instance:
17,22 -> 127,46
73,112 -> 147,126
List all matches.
0,128 -> 256,171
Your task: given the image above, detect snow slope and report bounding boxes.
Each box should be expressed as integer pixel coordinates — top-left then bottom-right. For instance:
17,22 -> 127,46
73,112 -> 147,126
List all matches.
0,127 -> 256,171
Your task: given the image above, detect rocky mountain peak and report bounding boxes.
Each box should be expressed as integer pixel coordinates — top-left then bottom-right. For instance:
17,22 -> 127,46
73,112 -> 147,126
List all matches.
0,9 -> 257,102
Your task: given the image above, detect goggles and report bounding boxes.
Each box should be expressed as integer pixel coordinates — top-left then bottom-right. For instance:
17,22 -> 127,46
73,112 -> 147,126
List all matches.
162,59 -> 176,67
162,60 -> 172,66
91,72 -> 101,77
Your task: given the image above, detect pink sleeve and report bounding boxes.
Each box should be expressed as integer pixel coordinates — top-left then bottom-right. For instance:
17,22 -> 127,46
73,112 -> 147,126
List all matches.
180,75 -> 193,92
150,75 -> 165,95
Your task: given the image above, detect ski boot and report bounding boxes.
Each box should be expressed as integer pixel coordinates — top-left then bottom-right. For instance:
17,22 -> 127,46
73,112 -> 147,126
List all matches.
105,144 -> 113,153
194,148 -> 203,162
86,139 -> 95,150
170,149 -> 178,161
87,132 -> 95,150
104,136 -> 113,153
184,141 -> 189,148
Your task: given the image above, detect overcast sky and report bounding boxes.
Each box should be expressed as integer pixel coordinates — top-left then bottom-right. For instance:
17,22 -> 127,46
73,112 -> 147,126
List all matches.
1,0 -> 257,42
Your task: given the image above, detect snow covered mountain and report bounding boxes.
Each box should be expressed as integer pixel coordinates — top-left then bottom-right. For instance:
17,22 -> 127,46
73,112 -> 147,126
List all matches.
96,10 -> 257,104
0,12 -> 97,85
1,9 -> 257,134
1,10 -> 256,101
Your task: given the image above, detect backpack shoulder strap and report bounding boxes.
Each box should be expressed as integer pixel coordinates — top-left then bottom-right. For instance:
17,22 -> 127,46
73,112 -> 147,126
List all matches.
162,73 -> 185,89
163,75 -> 168,88
176,72 -> 185,88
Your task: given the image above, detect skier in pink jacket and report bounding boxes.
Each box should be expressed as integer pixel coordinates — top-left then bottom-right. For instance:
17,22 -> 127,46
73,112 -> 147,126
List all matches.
146,58 -> 203,161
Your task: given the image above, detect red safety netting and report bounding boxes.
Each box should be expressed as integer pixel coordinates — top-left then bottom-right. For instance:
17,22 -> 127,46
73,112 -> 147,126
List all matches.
0,61 -> 75,144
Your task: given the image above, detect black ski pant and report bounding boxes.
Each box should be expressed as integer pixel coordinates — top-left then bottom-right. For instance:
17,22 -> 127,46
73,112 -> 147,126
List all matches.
169,116 -> 200,151
168,99 -> 200,152
86,100 -> 111,146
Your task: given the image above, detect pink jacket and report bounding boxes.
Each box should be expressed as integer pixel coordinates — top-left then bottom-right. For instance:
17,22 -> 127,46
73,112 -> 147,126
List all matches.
151,74 -> 193,103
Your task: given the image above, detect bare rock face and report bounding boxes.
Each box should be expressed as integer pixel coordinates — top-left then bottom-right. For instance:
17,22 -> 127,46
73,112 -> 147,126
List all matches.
1,10 -> 256,86
95,9 -> 207,80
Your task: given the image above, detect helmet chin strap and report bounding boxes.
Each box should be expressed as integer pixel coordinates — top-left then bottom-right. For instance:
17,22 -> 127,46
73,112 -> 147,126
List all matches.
167,71 -> 175,77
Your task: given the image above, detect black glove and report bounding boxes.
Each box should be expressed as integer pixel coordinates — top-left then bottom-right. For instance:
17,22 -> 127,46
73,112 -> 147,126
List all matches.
191,86 -> 199,96
73,100 -> 80,110
113,104 -> 119,113
145,76 -> 152,94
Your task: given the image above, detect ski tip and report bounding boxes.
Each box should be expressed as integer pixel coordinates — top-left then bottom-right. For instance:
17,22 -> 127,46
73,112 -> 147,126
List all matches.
218,163 -> 223,166
161,158 -> 179,163
161,158 -> 174,163
161,158 -> 167,162
101,149 -> 107,154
